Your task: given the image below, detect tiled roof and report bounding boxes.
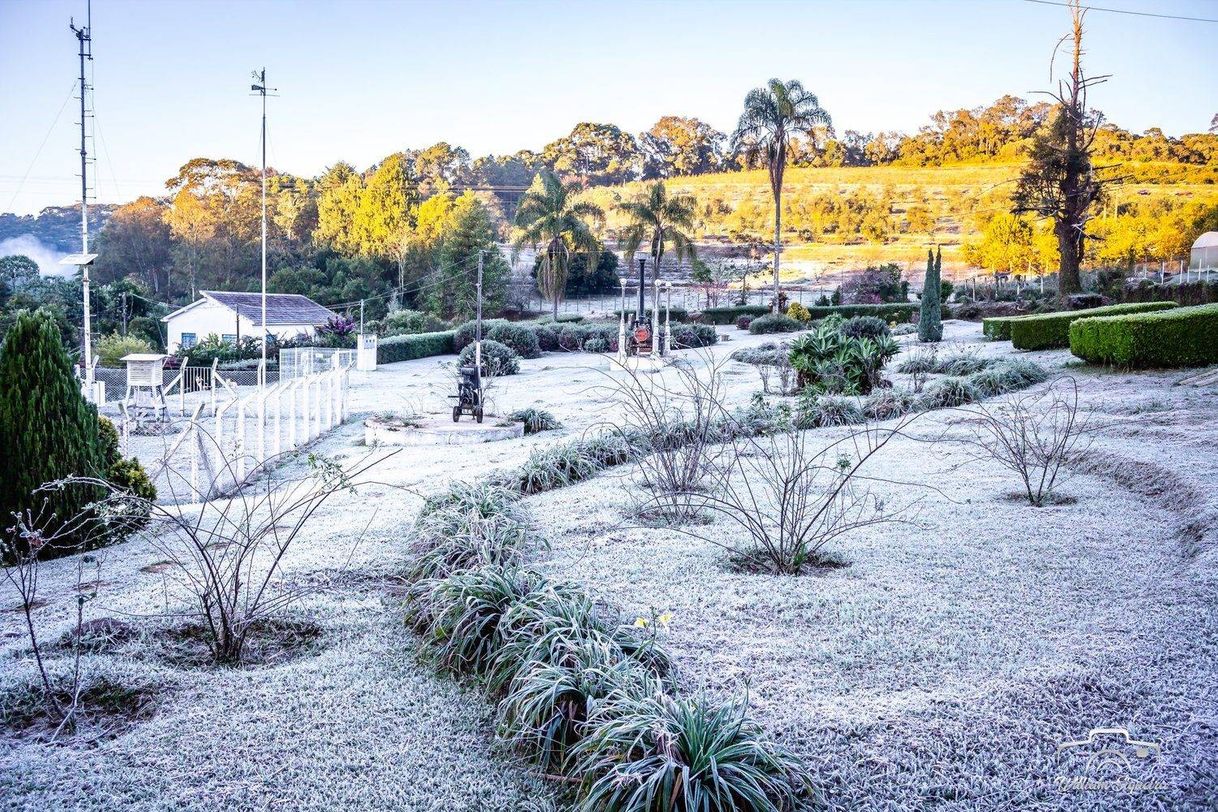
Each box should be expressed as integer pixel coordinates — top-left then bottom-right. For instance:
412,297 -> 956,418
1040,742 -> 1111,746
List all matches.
199,291 -> 337,327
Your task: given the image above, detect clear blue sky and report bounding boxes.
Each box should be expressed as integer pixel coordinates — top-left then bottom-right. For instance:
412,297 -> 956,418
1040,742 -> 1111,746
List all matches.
1,0 -> 1214,215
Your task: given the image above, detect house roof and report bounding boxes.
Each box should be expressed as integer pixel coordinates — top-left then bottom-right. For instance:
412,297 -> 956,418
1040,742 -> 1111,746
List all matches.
162,291 -> 337,326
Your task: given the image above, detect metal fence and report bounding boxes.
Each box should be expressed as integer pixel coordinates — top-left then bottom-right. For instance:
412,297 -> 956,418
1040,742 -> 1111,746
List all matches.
279,347 -> 357,378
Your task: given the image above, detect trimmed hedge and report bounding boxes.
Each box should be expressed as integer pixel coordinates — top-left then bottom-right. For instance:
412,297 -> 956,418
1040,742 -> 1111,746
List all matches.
701,305 -> 771,324
1069,303 -> 1218,368
1008,301 -> 1178,350
612,307 -> 690,323
377,331 -> 456,364
704,302 -> 918,326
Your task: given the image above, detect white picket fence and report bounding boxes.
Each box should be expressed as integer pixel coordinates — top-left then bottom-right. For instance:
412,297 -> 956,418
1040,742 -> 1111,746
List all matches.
145,363 -> 353,502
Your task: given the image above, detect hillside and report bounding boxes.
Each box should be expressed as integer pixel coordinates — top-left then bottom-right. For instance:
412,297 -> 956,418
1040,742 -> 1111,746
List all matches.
583,162 -> 1218,283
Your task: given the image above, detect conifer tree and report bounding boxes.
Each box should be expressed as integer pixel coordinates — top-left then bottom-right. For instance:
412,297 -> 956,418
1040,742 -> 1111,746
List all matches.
0,309 -> 105,559
918,247 -> 943,343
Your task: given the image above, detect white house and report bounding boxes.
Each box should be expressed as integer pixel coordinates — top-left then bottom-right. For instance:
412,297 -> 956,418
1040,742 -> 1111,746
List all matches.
162,290 -> 338,354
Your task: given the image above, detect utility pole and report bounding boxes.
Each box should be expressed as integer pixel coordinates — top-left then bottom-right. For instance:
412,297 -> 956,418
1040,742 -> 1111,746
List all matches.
70,5 -> 93,390
475,251 -> 484,393
251,68 -> 274,388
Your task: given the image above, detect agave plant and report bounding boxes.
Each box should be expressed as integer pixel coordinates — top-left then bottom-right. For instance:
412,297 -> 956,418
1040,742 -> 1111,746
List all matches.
571,691 -> 807,812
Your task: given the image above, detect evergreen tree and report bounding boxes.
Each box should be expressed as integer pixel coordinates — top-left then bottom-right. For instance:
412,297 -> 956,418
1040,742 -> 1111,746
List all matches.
425,193 -> 509,320
918,247 -> 943,343
0,309 -> 106,560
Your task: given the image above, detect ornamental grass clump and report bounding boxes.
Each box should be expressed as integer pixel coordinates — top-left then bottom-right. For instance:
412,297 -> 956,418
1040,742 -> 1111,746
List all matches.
507,407 -> 561,435
919,376 -> 980,410
967,359 -> 1048,398
571,691 -> 807,812
795,393 -> 865,428
863,388 -> 919,421
408,484 -> 532,581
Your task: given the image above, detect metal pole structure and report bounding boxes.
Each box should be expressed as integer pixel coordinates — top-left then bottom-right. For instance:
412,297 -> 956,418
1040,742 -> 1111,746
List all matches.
637,258 -> 646,322
71,9 -> 93,391
617,277 -> 627,363
475,251 -> 484,396
251,68 -> 273,390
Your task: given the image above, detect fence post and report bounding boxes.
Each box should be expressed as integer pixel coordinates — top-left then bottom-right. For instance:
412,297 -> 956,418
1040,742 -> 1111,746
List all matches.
210,360 -> 219,416
274,385 -> 282,457
301,375 -> 310,444
288,380 -> 298,449
188,421 -> 199,500
236,398 -> 246,481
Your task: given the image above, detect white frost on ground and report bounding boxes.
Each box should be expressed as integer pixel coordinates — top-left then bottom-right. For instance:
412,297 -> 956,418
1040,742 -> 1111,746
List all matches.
3,320 -> 1216,809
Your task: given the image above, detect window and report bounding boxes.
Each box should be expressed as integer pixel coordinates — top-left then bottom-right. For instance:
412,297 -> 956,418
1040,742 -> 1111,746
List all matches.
222,334 -> 238,344
181,332 -> 197,349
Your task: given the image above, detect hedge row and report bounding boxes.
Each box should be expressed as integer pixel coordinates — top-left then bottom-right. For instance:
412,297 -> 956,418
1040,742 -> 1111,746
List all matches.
1005,301 -> 1178,350
377,330 -> 456,364
1069,303 -> 1218,368
702,302 -> 918,325
612,307 -> 691,323
701,304 -> 771,324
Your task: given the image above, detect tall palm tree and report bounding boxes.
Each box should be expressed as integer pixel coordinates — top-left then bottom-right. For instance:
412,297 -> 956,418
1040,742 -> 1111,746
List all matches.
731,79 -> 832,313
512,170 -> 604,318
618,182 -> 698,338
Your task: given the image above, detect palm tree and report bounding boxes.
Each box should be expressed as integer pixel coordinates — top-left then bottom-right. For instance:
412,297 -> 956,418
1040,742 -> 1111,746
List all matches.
731,79 -> 832,313
512,171 -> 604,318
618,182 -> 698,338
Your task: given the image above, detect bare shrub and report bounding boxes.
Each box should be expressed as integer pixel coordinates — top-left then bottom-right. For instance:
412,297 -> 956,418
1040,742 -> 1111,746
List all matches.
961,378 -> 1092,506
20,430 -> 394,666
601,353 -> 732,524
699,418 -> 917,575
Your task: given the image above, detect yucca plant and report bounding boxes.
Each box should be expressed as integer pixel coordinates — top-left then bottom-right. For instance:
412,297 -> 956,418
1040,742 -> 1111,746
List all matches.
571,691 -> 807,812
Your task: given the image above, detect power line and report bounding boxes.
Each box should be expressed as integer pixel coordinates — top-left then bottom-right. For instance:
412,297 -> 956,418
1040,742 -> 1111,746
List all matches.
1023,0 -> 1218,24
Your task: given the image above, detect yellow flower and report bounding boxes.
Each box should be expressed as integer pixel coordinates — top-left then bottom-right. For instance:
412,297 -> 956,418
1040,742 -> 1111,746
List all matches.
657,613 -> 672,627
634,617 -> 649,628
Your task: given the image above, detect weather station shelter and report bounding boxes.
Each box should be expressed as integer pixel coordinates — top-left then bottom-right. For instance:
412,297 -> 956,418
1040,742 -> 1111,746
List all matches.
162,291 -> 338,353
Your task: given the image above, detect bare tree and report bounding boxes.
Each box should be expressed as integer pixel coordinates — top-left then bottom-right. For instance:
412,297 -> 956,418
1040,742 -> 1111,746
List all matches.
961,378 -> 1092,506
1012,0 -> 1113,299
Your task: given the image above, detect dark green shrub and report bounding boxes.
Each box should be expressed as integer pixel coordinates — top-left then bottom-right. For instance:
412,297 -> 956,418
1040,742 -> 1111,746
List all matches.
0,310 -> 107,560
804,303 -> 917,322
534,324 -> 560,352
381,309 -> 449,336
840,315 -> 890,339
486,321 -> 542,359
377,331 -> 456,364
1003,301 -> 1177,350
583,337 -> 610,353
735,315 -> 754,330
748,314 -> 802,334
457,339 -> 520,376
454,319 -> 510,352
671,323 -> 718,348
1069,303 -> 1218,367
97,416 -> 157,506
557,325 -> 585,351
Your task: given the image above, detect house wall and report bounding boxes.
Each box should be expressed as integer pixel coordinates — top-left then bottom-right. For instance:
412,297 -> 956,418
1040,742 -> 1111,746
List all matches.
164,301 -> 318,353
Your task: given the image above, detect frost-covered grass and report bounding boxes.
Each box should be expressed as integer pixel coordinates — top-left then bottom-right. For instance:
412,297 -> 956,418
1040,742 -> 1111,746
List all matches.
4,321 -> 1216,810
520,369 -> 1218,809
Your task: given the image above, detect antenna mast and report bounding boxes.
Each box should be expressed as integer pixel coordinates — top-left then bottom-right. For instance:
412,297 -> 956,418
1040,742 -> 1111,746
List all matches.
70,1 -> 94,390
251,68 -> 274,388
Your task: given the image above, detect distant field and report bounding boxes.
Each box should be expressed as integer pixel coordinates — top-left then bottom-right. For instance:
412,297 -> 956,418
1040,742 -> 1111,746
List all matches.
583,162 -> 1218,283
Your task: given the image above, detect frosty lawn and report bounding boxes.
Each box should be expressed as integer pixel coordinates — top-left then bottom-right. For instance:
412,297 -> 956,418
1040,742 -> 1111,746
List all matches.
3,320 -> 1216,810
